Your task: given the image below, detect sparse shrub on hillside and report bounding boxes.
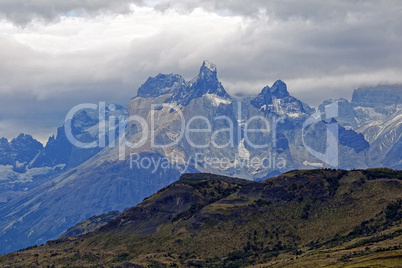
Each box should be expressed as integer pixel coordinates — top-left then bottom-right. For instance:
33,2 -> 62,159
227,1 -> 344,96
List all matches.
385,199 -> 402,223
362,169 -> 402,180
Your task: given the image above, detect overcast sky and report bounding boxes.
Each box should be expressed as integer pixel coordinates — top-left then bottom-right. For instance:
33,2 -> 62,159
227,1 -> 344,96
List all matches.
0,0 -> 401,143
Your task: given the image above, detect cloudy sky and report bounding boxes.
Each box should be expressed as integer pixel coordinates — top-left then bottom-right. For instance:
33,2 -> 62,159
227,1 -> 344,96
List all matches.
0,0 -> 401,143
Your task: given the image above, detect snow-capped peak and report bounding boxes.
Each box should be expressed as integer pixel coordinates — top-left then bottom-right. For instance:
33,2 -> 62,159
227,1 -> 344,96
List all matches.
202,60 -> 216,72
204,94 -> 232,107
166,61 -> 230,106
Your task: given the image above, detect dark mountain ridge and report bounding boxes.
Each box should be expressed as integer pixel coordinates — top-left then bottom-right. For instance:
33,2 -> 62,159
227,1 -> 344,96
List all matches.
352,85 -> 402,108
1,169 -> 401,267
0,134 -> 43,172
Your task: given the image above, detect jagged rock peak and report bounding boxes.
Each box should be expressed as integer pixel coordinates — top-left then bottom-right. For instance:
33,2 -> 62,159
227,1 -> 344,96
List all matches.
251,80 -> 289,107
351,84 -> 402,107
11,133 -> 42,147
191,60 -> 228,96
270,80 -> 290,98
137,73 -> 185,98
200,60 -> 217,75
251,80 -> 314,116
190,60 -> 219,86
257,80 -> 290,100
0,134 -> 42,150
166,61 -> 230,106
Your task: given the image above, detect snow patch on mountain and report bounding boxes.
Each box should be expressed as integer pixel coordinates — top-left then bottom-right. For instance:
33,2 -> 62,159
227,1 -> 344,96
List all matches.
205,94 -> 232,107
354,106 -> 385,122
202,60 -> 216,72
303,161 -> 324,167
287,113 -> 300,118
237,138 -> 250,159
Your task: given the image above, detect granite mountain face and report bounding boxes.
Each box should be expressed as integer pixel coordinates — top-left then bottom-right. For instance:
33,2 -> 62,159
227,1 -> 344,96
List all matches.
0,134 -> 43,172
324,85 -> 402,169
0,105 -> 127,205
251,79 -> 314,116
0,61 -> 400,254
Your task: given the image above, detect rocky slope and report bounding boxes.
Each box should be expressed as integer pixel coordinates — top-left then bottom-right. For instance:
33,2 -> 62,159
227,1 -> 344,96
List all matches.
0,169 -> 400,267
0,134 -> 49,203
326,85 -> 402,169
59,210 -> 121,239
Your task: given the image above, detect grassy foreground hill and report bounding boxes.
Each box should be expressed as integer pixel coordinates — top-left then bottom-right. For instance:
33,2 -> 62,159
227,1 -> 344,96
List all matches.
59,211 -> 122,239
0,169 -> 401,267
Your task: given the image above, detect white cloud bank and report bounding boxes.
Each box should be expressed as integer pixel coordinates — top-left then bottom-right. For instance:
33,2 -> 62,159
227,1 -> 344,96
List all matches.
0,0 -> 401,141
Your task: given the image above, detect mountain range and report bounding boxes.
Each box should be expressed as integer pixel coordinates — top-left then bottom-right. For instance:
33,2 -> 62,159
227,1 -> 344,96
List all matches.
0,61 -> 400,254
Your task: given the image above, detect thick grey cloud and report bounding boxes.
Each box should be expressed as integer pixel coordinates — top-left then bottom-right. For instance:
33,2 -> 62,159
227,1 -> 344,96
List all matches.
0,0 -> 401,141
155,0 -> 399,22
153,0 -> 402,101
0,0 -> 143,25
